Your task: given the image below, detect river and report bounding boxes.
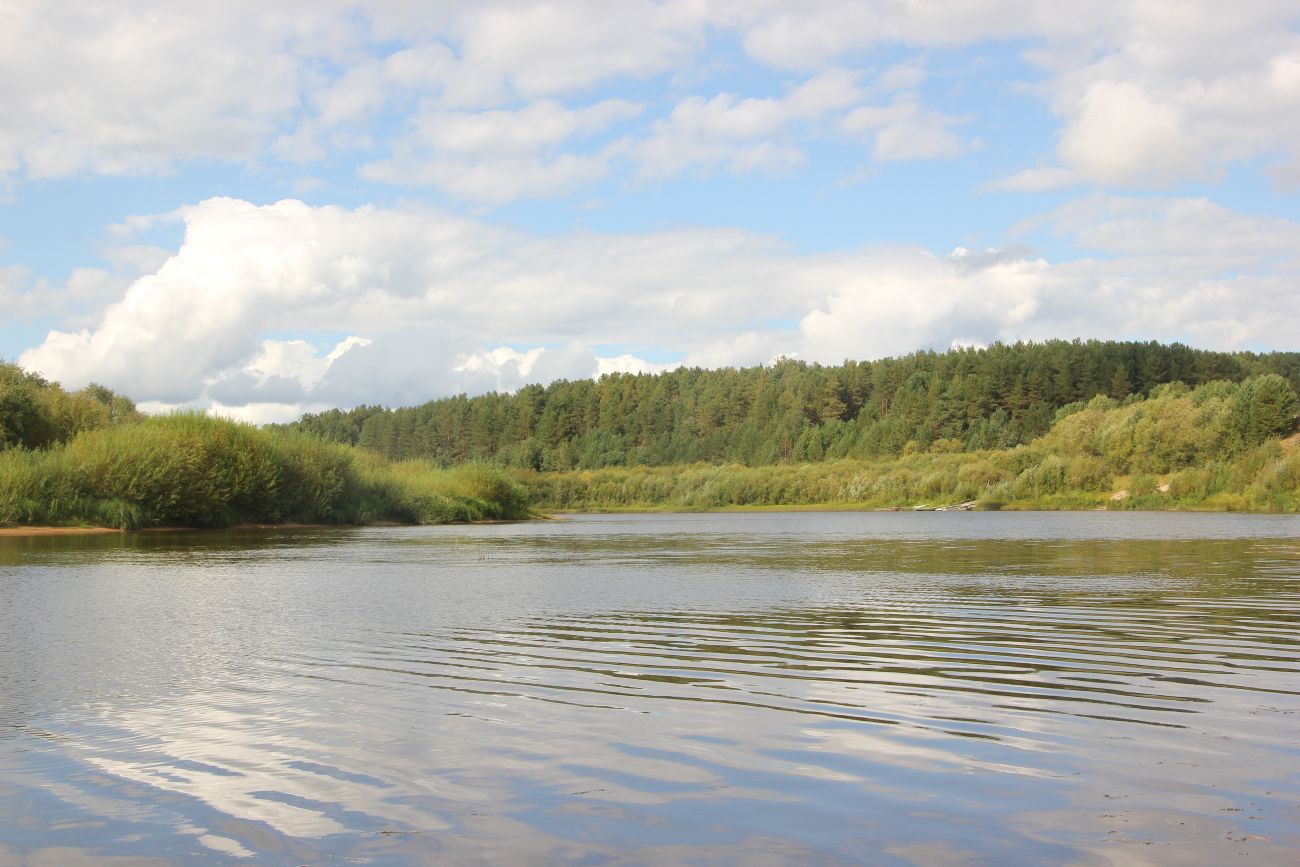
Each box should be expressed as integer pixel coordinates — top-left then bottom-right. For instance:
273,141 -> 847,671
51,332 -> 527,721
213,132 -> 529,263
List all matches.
1,512 -> 1298,865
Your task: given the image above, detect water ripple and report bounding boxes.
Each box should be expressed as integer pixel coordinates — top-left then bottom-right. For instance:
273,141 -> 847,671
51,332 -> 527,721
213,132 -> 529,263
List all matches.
2,512 -> 1299,864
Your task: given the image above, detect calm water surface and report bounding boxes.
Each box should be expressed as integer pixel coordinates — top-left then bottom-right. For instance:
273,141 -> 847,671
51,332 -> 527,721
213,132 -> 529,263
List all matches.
1,512 -> 1298,865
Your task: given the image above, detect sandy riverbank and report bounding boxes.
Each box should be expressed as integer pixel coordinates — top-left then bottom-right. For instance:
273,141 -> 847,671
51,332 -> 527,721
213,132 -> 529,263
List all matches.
0,519 -> 531,538
0,526 -> 121,538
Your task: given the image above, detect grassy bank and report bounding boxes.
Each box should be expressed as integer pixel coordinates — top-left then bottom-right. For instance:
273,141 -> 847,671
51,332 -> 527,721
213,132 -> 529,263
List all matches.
515,445 -> 1299,513
514,380 -> 1300,514
0,413 -> 531,529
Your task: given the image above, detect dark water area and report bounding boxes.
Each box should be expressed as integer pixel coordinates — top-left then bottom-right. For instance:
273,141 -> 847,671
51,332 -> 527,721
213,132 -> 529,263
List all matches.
1,512 -> 1298,865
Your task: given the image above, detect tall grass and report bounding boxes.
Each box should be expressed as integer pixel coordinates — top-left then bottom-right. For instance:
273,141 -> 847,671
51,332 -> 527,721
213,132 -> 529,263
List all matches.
515,444 -> 1298,514
0,413 -> 530,529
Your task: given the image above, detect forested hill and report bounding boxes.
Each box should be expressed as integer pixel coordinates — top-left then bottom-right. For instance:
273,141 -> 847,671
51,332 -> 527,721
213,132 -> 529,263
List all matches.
283,341 -> 1300,470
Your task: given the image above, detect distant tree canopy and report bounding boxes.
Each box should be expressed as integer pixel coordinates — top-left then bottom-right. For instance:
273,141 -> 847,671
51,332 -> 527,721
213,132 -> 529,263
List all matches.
280,340 -> 1300,470
0,361 -> 140,450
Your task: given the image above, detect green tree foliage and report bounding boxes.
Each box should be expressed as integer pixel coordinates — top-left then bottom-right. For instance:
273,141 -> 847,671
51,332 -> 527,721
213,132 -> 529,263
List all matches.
1232,374 -> 1299,448
0,361 -> 140,449
282,340 -> 1300,470
0,363 -> 46,449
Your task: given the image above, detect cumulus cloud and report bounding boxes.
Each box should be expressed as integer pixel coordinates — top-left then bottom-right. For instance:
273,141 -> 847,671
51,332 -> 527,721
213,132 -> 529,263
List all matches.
1033,5 -> 1300,188
981,166 -> 1078,193
1057,81 -> 1204,187
682,332 -> 795,370
436,0 -> 706,105
0,1 -> 315,178
1,262 -> 150,329
16,194 -> 1300,421
18,197 -> 804,411
841,96 -> 975,162
736,2 -> 1300,188
796,247 -> 1047,362
721,189 -> 1300,355
1035,195 -> 1300,264
0,1 -> 709,191
362,99 -> 642,202
633,68 -> 864,180
736,2 -> 1058,69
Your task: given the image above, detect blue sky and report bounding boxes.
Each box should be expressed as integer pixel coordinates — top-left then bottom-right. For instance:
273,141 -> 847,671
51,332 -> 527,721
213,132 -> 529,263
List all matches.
2,2 -> 1299,421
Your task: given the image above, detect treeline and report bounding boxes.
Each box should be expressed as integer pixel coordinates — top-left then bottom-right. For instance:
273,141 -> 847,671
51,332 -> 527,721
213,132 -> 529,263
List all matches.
282,341 -> 1300,469
521,376 -> 1300,513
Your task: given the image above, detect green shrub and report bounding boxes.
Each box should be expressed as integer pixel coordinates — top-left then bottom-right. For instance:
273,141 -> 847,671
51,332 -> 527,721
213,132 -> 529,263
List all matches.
1,413 -> 531,529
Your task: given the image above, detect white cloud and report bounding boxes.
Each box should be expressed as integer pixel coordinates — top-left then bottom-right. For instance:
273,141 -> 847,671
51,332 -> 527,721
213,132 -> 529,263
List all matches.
555,191 -> 1300,366
1036,195 -> 1300,264
415,99 -> 642,157
633,68 -> 864,180
596,354 -> 676,377
362,99 -> 642,202
0,2 -> 315,178
0,2 -> 686,186
1057,81 -> 1204,187
207,401 -> 337,426
1,262 -> 146,328
735,2 -> 1089,69
841,95 -> 975,162
17,197 -> 804,408
439,0 -> 707,105
795,247 -> 1049,362
17,193 -> 1300,421
981,166 -> 1078,193
682,332 -> 795,370
732,3 -> 1300,189
291,176 -> 326,195
877,59 -> 927,92
239,336 -> 369,394
451,343 -> 673,393
1,2 -> 1291,199
834,164 -> 879,188
0,265 -> 33,319
1033,5 -> 1300,188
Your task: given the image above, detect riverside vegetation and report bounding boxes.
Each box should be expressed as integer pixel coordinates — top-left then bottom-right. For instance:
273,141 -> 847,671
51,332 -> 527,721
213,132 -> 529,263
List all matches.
519,377 -> 1300,512
280,340 -> 1300,514
0,363 -> 529,529
3,340 -> 1299,528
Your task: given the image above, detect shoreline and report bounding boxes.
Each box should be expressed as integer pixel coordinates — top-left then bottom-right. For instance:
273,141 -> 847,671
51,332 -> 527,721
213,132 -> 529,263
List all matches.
533,501 -> 1292,515
0,526 -> 123,537
0,522 -> 355,539
0,517 -> 537,539
3,503 -> 1293,538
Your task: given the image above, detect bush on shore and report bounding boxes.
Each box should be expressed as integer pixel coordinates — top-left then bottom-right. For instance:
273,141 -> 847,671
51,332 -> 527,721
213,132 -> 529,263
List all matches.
0,413 -> 530,529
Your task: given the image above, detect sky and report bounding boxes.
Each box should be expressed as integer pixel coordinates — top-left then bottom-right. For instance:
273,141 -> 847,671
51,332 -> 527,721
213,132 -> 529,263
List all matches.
2,1 -> 1299,423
